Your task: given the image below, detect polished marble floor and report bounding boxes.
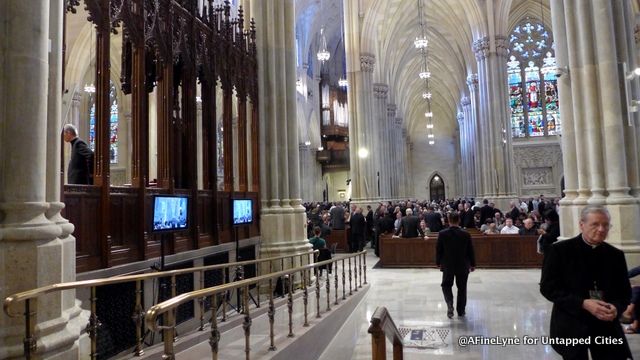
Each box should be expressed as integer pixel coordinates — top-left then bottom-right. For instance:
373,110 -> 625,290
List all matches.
319,250 -> 640,360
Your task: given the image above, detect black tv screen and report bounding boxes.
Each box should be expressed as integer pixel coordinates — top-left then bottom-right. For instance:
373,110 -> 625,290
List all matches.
232,199 -> 253,225
152,195 -> 189,232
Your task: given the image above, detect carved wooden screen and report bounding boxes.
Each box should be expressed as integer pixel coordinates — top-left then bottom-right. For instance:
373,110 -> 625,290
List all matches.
64,0 -> 259,271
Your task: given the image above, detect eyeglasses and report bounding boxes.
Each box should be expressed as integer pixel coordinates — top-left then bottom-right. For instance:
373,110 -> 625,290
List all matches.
585,222 -> 611,230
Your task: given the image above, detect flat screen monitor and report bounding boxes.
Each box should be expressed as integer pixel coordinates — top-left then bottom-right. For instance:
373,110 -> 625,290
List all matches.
232,199 -> 253,226
152,195 -> 189,232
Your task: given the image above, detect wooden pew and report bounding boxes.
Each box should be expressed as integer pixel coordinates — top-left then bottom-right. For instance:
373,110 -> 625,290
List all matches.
324,226 -> 350,252
378,233 -> 542,268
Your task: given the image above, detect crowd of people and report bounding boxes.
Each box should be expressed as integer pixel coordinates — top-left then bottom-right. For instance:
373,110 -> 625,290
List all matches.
303,195 -> 561,256
304,198 -> 639,357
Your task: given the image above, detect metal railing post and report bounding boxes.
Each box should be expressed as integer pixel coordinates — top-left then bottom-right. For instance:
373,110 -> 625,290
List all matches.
23,299 -> 36,359
209,295 -> 220,360
133,280 -> 145,356
242,286 -> 251,360
87,286 -> 100,360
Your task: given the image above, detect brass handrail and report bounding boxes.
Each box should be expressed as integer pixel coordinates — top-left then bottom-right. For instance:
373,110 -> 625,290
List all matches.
145,250 -> 368,359
3,249 -> 317,359
3,250 -> 317,317
368,306 -> 404,360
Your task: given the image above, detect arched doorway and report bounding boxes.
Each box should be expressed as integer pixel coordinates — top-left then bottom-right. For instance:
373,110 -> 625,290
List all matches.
430,174 -> 445,202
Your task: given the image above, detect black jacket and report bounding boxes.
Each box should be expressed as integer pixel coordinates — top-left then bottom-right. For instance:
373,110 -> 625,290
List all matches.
436,226 -> 475,273
425,212 -> 443,232
350,213 -> 366,235
460,209 -> 475,229
395,215 -> 423,238
68,137 -> 94,184
540,235 -> 631,358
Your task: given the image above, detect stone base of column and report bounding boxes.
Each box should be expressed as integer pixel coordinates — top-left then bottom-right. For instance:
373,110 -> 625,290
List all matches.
605,203 -> 640,266
1,233 -> 90,359
259,207 -> 312,284
558,200 -> 582,239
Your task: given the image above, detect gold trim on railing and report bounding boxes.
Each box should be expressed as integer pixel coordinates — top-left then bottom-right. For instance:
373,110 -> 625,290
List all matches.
3,250 -> 317,360
144,251 -> 368,359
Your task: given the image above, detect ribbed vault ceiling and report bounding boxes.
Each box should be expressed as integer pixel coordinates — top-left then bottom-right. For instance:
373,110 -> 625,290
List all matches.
295,0 -> 557,140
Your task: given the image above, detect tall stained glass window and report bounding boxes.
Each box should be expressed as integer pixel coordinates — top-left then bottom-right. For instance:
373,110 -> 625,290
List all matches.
507,20 -> 560,138
88,81 -> 119,163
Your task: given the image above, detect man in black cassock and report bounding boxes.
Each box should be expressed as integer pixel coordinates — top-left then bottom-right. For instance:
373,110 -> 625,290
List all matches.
63,123 -> 94,185
540,205 -> 632,360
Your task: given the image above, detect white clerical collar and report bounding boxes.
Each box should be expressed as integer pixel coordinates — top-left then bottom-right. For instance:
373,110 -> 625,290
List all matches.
582,237 -> 599,249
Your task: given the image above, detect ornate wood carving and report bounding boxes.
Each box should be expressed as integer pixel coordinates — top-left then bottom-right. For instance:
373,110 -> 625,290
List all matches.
65,0 -> 259,271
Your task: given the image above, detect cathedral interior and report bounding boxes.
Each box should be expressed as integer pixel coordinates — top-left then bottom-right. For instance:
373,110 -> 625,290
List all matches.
1,0 -> 640,358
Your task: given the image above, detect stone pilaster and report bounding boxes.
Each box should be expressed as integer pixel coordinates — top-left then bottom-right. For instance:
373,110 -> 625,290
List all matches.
1,0 -> 89,358
551,0 -> 640,264
252,0 -> 310,270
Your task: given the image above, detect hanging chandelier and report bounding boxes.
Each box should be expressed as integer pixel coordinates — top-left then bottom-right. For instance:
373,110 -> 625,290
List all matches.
317,27 -> 330,62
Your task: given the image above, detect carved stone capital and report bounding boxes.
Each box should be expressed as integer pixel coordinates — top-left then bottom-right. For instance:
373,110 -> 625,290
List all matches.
461,96 -> 471,106
457,112 -> 464,122
395,117 -> 403,126
373,83 -> 388,99
635,24 -> 640,45
472,37 -> 490,61
387,103 -> 397,117
466,73 -> 478,88
360,53 -> 375,73
72,91 -> 83,104
495,35 -> 509,58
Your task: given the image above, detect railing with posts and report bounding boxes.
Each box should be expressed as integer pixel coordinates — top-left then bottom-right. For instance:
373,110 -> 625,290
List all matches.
3,250 -> 317,360
368,306 -> 404,360
145,250 -> 368,360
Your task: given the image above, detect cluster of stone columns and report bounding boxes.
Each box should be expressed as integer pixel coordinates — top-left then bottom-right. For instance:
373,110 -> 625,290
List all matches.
458,96 -> 478,198
471,36 -> 517,204
551,0 -> 640,264
1,0 -> 89,358
251,0 -> 311,264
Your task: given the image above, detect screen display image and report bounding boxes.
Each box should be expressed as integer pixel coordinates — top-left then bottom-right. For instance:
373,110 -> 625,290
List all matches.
153,196 -> 189,232
232,199 -> 253,225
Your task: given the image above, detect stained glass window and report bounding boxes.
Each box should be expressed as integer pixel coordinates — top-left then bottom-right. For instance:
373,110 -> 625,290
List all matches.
88,81 -> 119,163
507,20 -> 560,138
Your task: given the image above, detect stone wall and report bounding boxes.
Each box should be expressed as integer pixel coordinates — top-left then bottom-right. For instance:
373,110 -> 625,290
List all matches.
512,138 -> 564,197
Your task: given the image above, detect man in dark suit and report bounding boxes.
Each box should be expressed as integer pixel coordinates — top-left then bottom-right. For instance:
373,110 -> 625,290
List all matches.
330,204 -> 345,230
436,212 -> 476,318
460,202 -> 475,229
425,207 -> 443,232
63,123 -> 94,185
479,199 -> 494,225
540,206 -> 632,359
394,208 -> 425,238
349,207 -> 366,252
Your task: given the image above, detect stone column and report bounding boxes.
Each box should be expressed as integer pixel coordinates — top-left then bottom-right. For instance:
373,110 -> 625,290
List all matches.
252,0 -> 309,268
1,0 -> 88,358
467,73 -> 482,200
372,83 -> 388,199
551,0 -> 640,263
461,96 -> 475,197
386,104 -> 397,198
394,117 -> 403,198
457,111 -> 467,198
473,36 -> 517,208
